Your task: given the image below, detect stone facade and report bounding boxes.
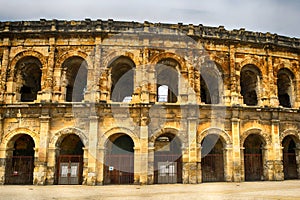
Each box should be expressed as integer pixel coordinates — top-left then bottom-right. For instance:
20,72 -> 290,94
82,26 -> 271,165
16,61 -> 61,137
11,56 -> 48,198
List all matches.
0,19 -> 299,185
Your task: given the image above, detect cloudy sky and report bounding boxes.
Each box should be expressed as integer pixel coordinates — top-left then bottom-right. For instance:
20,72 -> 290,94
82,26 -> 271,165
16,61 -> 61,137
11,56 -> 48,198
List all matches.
0,0 -> 299,38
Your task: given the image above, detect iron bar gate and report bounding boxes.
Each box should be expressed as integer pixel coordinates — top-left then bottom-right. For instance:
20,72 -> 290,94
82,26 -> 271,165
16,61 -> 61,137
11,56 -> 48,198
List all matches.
283,152 -> 298,179
5,156 -> 34,185
244,153 -> 263,181
105,154 -> 134,184
201,153 -> 224,182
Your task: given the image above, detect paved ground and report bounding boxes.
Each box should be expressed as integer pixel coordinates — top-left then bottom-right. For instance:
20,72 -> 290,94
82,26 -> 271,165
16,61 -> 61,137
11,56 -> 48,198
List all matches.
0,180 -> 299,200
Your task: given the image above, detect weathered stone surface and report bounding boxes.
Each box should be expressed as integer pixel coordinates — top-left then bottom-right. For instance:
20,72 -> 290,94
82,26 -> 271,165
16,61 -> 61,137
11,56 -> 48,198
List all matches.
0,19 -> 299,185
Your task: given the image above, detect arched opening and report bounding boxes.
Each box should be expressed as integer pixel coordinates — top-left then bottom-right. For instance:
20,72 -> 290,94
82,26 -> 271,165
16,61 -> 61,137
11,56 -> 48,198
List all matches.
154,133 -> 182,184
104,134 -> 134,184
56,134 -> 84,185
14,56 -> 42,102
277,68 -> 294,108
200,62 -> 222,104
109,56 -> 135,102
62,56 -> 88,102
201,134 -> 225,182
282,136 -> 298,179
156,59 -> 179,103
5,134 -> 35,184
240,65 -> 261,106
243,134 -> 265,181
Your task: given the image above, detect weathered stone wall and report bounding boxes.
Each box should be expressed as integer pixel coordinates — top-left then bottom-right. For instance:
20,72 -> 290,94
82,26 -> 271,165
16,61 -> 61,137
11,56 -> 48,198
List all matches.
0,19 -> 299,185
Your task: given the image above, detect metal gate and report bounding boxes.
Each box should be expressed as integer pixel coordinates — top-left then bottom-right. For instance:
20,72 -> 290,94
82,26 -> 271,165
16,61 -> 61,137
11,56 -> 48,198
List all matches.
154,154 -> 182,184
105,154 -> 134,184
283,152 -> 298,179
58,155 -> 83,185
5,156 -> 34,185
244,153 -> 263,181
202,153 -> 224,182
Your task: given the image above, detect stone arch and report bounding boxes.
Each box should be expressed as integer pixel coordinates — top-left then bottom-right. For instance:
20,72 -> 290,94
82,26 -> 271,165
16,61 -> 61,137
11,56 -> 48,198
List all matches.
239,57 -> 263,72
198,127 -> 232,146
241,128 -> 271,147
99,127 -> 140,149
280,129 -> 300,143
149,127 -> 180,144
56,50 -> 91,69
277,68 -> 295,108
1,128 -> 39,149
9,50 -> 46,77
150,52 -> 187,72
50,127 -> 88,148
104,51 -> 136,69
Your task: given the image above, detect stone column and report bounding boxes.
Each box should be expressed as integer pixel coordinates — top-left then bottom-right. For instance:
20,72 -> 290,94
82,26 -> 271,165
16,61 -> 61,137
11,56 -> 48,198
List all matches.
36,115 -> 51,185
267,52 -> 278,107
187,117 -> 198,184
224,144 -> 233,181
0,147 -> 7,185
271,119 -> 284,180
133,146 -> 141,184
46,147 -> 58,185
295,144 -> 300,179
147,143 -> 155,184
82,147 -> 89,185
231,114 -> 242,181
86,115 -> 99,185
139,124 -> 149,184
1,38 -> 12,104
96,148 -> 105,185
229,45 -> 241,105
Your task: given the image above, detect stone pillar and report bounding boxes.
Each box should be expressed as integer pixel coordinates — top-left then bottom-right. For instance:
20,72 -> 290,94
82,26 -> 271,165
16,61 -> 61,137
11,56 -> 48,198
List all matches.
224,144 -> 233,181
53,67 -> 62,102
139,124 -> 149,184
1,38 -> 12,104
46,147 -> 58,185
187,117 -> 198,184
295,144 -> 300,179
96,148 -> 105,185
231,115 -> 242,181
39,38 -> 55,102
35,115 -> 51,185
82,147 -> 89,185
133,146 -> 141,184
0,148 -> 7,184
270,119 -> 284,180
266,52 -> 278,107
196,144 -> 202,183
229,45 -> 241,105
86,115 -> 99,185
147,144 -> 155,184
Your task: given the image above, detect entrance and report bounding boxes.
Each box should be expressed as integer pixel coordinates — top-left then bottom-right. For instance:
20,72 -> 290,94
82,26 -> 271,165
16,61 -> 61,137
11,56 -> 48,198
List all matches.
154,134 -> 182,184
244,134 -> 264,181
57,134 -> 84,185
201,135 -> 224,182
104,134 -> 134,184
283,136 -> 298,179
5,134 -> 35,185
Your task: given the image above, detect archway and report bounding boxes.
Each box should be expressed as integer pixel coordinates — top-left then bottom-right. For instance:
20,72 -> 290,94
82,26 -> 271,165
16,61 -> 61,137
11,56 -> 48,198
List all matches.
14,56 -> 42,102
5,134 -> 35,184
62,56 -> 88,102
156,59 -> 179,103
56,134 -> 84,185
240,65 -> 262,106
109,56 -> 135,102
277,68 -> 295,108
243,134 -> 265,181
104,134 -> 134,184
282,136 -> 298,179
154,133 -> 182,184
201,134 -> 224,182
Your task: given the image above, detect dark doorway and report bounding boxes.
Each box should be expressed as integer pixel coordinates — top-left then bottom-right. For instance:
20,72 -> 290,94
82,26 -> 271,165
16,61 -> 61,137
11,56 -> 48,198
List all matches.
5,134 -> 35,185
57,134 -> 84,185
244,134 -> 264,181
201,135 -> 224,182
282,136 -> 298,179
154,134 -> 182,184
104,134 -> 134,184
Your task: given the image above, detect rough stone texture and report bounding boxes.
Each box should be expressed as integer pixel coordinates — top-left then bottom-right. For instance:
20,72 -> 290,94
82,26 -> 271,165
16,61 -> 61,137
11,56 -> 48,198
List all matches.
0,19 -> 299,185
